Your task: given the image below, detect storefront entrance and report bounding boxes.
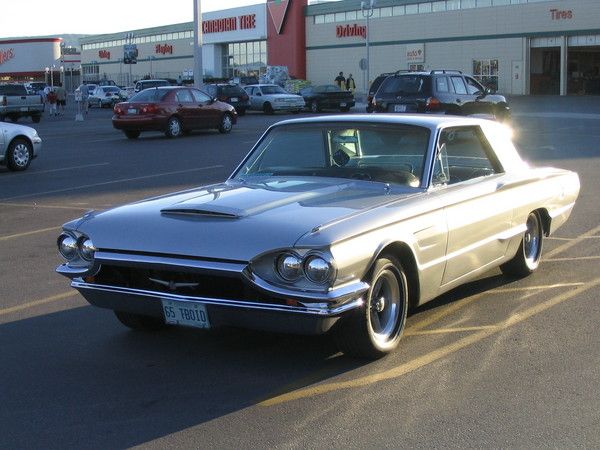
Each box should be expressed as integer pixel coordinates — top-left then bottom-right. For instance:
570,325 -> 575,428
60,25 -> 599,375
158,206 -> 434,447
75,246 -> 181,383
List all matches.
567,46 -> 600,95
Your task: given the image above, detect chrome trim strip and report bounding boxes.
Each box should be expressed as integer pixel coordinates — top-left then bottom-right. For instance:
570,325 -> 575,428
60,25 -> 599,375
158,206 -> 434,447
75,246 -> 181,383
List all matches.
245,271 -> 369,303
72,281 -> 364,316
93,251 -> 246,274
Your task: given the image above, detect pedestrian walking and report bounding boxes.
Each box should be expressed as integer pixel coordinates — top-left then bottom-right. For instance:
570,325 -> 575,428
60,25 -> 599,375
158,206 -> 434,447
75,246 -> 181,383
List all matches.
76,83 -> 89,114
346,73 -> 356,93
334,71 -> 346,89
55,82 -> 67,115
47,88 -> 58,116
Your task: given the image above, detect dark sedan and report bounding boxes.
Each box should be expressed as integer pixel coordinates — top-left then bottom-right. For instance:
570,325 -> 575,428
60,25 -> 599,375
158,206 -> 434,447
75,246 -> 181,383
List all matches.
203,83 -> 250,115
112,87 -> 237,139
300,85 -> 355,113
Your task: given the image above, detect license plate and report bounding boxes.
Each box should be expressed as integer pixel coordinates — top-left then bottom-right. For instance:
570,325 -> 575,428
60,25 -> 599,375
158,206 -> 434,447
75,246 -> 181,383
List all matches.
340,102 -> 346,107
394,104 -> 407,112
230,97 -> 238,102
127,108 -> 137,114
162,299 -> 210,329
20,107 -> 28,112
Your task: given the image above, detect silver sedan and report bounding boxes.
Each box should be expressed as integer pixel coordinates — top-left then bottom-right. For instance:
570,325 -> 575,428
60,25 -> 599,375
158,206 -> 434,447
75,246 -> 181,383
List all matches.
1,121 -> 42,171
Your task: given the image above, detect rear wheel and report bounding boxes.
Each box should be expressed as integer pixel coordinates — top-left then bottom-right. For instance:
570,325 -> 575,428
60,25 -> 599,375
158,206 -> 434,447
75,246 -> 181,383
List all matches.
335,255 -> 408,359
124,130 -> 140,139
263,102 -> 274,115
219,113 -> 233,133
114,311 -> 166,331
6,138 -> 33,171
310,101 -> 320,113
501,211 -> 544,277
165,116 -> 182,138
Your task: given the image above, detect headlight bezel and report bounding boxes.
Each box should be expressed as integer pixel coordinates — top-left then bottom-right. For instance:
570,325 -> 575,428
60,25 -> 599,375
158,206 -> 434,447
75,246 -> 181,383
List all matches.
57,231 -> 96,266
265,249 -> 336,288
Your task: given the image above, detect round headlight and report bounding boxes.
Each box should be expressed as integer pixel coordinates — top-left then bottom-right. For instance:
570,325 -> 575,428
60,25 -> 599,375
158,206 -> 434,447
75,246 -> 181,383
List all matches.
276,253 -> 303,282
304,256 -> 332,284
58,234 -> 78,261
79,238 -> 96,261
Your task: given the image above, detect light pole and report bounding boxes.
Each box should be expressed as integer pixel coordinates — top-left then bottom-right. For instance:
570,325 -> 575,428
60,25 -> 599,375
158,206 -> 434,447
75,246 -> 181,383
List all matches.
60,66 -> 64,87
45,67 -> 49,85
361,0 -> 376,92
51,64 -> 56,87
149,56 -> 155,78
193,0 -> 204,89
125,32 -> 135,85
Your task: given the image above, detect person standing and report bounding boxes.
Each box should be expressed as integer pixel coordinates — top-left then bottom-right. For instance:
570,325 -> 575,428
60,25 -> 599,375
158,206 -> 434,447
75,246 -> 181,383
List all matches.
76,83 -> 89,114
346,73 -> 356,93
334,71 -> 346,89
46,88 -> 58,117
55,82 -> 67,115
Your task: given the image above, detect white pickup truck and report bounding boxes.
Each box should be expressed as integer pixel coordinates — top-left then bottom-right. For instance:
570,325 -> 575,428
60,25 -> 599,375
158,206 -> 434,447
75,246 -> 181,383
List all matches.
0,84 -> 44,123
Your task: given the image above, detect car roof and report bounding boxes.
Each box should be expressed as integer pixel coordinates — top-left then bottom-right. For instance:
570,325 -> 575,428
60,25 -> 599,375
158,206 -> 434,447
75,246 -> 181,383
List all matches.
271,114 -> 497,130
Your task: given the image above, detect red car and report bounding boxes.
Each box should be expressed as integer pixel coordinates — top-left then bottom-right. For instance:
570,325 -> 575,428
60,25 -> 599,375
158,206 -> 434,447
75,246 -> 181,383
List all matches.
112,86 -> 237,139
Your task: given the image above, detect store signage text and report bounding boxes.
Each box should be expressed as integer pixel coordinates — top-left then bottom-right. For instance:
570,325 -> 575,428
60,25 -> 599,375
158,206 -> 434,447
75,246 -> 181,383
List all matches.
550,9 -> 573,20
0,48 -> 14,65
202,14 -> 256,33
406,43 -> 425,63
155,44 -> 173,55
336,24 -> 366,39
99,50 -> 111,59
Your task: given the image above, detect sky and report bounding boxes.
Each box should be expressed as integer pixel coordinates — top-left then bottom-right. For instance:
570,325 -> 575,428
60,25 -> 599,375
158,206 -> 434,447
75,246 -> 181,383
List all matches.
0,0 -> 270,38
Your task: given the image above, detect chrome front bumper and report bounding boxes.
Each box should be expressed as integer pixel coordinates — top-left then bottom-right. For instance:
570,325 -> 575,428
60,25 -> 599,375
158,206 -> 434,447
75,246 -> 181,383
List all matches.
59,251 -> 368,335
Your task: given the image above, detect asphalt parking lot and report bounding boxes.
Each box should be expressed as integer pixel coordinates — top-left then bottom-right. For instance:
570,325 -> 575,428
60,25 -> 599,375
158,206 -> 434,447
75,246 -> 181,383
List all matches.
1,98 -> 599,448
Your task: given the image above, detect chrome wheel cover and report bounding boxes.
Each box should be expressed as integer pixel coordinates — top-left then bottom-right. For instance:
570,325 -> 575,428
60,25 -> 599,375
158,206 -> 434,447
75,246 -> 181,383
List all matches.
369,266 -> 402,344
524,213 -> 542,267
169,118 -> 181,136
222,115 -> 232,131
12,143 -> 30,168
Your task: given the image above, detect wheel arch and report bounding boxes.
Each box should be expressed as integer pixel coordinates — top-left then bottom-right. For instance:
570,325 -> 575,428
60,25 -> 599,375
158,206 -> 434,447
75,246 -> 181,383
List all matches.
369,241 -> 420,311
7,134 -> 33,155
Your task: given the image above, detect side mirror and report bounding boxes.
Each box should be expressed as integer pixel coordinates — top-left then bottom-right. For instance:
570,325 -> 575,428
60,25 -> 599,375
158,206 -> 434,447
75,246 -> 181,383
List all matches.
256,92 -> 262,96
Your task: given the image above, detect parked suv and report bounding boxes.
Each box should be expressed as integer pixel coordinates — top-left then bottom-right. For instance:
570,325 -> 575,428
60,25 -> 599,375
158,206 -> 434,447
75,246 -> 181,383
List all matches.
134,79 -> 170,93
366,72 -> 395,113
372,70 -> 510,120
204,83 -> 250,115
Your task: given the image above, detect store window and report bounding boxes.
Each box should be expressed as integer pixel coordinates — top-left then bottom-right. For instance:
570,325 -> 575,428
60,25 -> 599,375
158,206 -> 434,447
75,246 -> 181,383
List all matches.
473,59 -> 499,91
223,40 -> 267,79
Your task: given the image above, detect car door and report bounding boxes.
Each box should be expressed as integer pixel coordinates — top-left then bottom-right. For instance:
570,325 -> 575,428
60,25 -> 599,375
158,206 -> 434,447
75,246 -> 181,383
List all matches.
249,87 -> 263,109
449,76 -> 473,115
174,89 -> 197,129
431,125 -> 512,285
190,89 -> 220,128
465,76 -> 491,115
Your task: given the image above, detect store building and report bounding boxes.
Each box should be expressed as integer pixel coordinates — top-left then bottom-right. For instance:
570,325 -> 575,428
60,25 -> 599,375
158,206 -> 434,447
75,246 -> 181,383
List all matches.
305,0 -> 600,95
0,37 -> 67,83
79,1 -> 308,86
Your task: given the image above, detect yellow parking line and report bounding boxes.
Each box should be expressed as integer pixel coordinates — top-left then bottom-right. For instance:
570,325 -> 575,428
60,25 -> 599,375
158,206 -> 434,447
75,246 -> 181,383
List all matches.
545,256 -> 600,262
545,224 -> 600,258
406,325 -> 499,336
0,226 -> 60,242
0,291 -> 78,316
259,277 -> 600,407
0,202 -> 93,211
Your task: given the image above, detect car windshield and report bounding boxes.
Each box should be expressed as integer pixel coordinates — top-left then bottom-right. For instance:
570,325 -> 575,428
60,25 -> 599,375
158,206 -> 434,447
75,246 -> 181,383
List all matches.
380,75 -> 430,95
233,123 -> 430,187
104,87 -> 120,92
129,89 -> 169,102
261,86 -> 288,95
141,80 -> 169,89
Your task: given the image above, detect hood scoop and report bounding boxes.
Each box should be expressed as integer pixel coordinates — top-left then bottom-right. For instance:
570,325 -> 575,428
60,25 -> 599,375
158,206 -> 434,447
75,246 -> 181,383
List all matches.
161,205 -> 243,219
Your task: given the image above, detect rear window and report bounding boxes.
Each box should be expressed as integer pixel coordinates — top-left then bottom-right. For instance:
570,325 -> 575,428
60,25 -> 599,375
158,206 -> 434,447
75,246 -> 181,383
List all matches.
380,75 -> 430,95
369,75 -> 389,95
0,84 -> 27,95
129,89 -> 169,102
220,85 -> 245,96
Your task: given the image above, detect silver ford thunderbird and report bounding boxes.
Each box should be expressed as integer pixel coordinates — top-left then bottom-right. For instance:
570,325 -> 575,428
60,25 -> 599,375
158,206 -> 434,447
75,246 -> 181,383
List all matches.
56,115 -> 579,358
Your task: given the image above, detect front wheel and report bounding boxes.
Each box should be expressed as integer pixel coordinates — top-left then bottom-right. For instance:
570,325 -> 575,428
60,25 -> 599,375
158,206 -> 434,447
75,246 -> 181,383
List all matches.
218,113 -> 233,133
6,138 -> 33,171
310,101 -> 320,113
335,255 -> 408,359
501,211 -> 544,277
263,102 -> 274,115
165,116 -> 183,138
114,311 -> 166,331
31,115 -> 41,123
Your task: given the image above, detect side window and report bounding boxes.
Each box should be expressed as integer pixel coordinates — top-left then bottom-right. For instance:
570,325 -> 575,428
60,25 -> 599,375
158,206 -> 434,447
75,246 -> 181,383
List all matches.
450,76 -> 467,95
175,89 -> 194,103
436,76 -> 450,93
432,126 -> 500,185
191,89 -> 211,103
465,76 -> 484,95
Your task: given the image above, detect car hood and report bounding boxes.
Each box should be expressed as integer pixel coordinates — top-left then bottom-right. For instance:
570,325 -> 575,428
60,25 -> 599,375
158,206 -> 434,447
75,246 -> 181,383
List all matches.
69,178 -> 417,262
1,122 -> 36,135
